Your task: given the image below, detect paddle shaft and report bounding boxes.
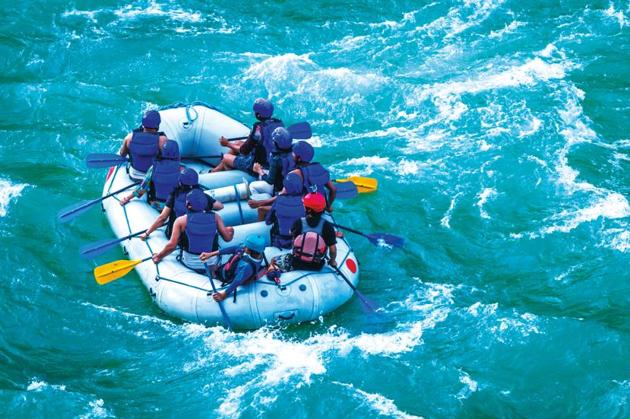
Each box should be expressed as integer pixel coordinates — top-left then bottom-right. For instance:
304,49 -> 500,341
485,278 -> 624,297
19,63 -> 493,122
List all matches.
103,182 -> 141,201
80,227 -> 155,258
204,263 -> 232,330
60,181 -> 140,221
331,223 -> 369,239
331,265 -> 377,312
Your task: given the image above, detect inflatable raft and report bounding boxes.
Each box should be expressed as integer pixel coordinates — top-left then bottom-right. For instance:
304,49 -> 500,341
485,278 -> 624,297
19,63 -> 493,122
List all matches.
100,103 -> 360,329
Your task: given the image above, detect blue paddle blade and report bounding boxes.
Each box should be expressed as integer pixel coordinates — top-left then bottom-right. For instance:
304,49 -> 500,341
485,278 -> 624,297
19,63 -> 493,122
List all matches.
355,290 -> 381,313
366,233 -> 405,248
57,198 -> 99,223
86,153 -> 127,168
80,237 -> 124,259
287,122 -> 312,139
333,181 -> 358,200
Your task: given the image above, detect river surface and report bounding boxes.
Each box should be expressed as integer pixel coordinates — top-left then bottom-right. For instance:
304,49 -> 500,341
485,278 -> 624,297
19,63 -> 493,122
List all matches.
1,1 -> 629,417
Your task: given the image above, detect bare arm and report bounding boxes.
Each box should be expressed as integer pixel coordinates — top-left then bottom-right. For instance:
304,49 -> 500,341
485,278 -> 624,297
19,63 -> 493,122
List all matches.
328,244 -> 337,267
142,207 -> 171,238
216,214 -> 234,242
325,181 -> 337,211
153,216 -> 184,262
212,200 -> 224,211
119,133 -> 132,157
248,195 -> 276,208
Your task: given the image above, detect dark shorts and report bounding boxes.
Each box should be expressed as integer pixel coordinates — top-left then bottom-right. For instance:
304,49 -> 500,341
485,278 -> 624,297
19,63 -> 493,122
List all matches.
233,154 -> 254,172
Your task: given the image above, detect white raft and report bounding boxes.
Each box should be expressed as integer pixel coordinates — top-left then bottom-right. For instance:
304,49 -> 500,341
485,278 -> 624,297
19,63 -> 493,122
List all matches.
100,103 -> 360,329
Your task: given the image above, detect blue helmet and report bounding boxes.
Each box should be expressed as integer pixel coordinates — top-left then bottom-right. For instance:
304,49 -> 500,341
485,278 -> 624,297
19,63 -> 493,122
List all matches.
142,110 -> 161,129
283,173 -> 302,195
292,141 -> 314,163
253,98 -> 273,119
160,140 -> 180,160
179,168 -> 198,186
272,127 -> 292,151
244,234 -> 266,253
186,189 -> 207,212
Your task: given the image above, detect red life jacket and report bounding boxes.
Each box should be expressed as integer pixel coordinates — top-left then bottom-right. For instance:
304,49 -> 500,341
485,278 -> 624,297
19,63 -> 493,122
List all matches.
219,249 -> 258,284
292,218 -> 327,266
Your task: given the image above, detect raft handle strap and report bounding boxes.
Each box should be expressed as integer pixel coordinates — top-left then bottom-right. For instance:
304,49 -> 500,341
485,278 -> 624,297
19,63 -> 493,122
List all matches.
183,104 -> 199,129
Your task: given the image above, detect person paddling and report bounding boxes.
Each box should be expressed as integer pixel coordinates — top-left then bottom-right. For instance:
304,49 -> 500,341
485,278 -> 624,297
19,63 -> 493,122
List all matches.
119,110 -> 168,180
141,168 -> 223,239
248,126 -> 295,198
264,173 -> 305,249
200,235 -> 266,302
119,139 -> 181,210
268,192 -> 337,274
289,141 -> 337,212
151,190 -> 234,273
211,99 -> 284,173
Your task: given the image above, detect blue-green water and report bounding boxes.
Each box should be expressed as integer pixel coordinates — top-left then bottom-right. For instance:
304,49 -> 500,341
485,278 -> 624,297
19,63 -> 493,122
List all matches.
1,1 -> 629,417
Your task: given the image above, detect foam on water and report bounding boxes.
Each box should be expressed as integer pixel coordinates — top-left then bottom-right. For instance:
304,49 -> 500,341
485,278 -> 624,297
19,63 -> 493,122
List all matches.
476,187 -> 498,219
408,52 -> 569,125
79,399 -> 111,419
456,371 -> 479,400
488,20 -> 525,39
335,382 -> 423,419
440,193 -> 462,229
466,302 -> 542,344
26,379 -> 67,392
113,2 -> 203,23
603,2 -> 626,29
600,228 -> 630,253
0,179 -> 27,218
412,0 -> 505,39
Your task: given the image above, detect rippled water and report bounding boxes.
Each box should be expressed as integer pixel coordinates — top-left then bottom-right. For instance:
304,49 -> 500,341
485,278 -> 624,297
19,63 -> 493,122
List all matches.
1,0 -> 629,417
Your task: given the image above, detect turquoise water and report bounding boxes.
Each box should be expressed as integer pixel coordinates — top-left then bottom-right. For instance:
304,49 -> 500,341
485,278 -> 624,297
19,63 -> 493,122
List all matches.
1,0 -> 629,417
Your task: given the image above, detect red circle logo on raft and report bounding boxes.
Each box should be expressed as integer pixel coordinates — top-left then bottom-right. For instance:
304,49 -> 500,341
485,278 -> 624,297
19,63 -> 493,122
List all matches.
345,258 -> 357,273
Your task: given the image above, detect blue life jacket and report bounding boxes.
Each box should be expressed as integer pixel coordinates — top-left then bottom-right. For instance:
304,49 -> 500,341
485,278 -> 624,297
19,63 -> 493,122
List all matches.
151,160 -> 180,202
269,194 -> 305,249
268,151 -> 295,194
185,212 -> 217,255
173,187 -> 191,218
299,163 -> 330,195
129,129 -> 160,173
253,118 -> 284,167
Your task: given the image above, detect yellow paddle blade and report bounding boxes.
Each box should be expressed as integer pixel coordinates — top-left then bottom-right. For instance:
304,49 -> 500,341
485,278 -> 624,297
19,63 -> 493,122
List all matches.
94,259 -> 144,285
337,176 -> 378,193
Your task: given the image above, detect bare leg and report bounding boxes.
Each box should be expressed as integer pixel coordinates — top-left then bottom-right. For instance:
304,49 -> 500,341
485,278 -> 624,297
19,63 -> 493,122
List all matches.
211,154 -> 237,173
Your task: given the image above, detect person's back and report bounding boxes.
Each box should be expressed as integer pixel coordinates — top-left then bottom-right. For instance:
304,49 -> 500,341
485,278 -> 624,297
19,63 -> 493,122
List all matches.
122,110 -> 167,179
266,173 -> 305,249
290,141 -> 337,212
180,190 -> 218,272
149,140 -> 181,205
290,193 -> 337,271
249,127 -> 295,198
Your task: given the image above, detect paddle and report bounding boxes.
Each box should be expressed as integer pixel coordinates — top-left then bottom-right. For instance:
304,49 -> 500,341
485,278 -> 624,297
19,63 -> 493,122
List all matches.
86,153 -> 128,168
332,223 -> 404,248
226,121 -> 312,142
57,182 -> 140,223
335,176 -> 377,193
204,263 -> 232,330
330,265 -> 380,313
94,256 -> 152,285
333,181 -> 358,199
80,229 -> 148,259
